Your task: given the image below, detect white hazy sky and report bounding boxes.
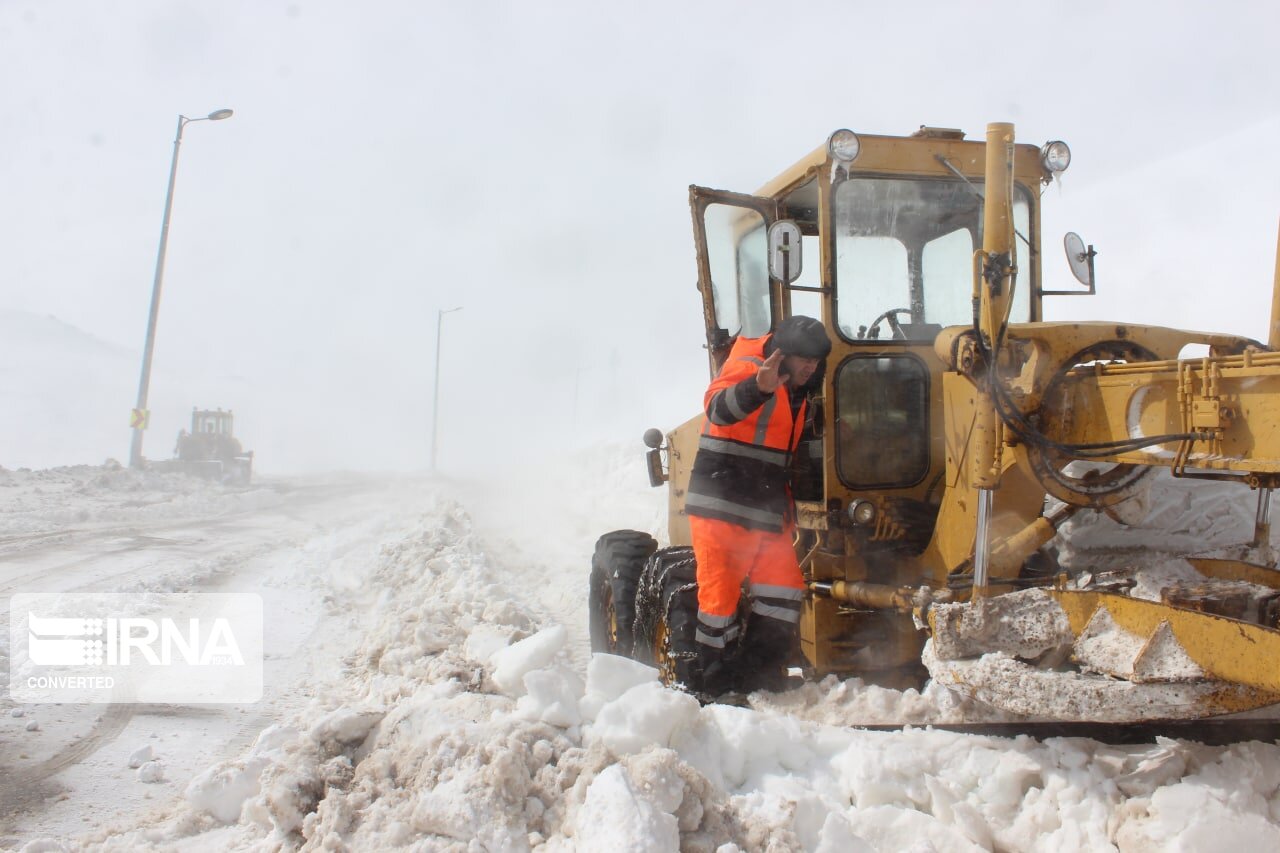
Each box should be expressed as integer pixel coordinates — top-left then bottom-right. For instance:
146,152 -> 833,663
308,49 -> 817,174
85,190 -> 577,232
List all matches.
2,1 -> 1278,473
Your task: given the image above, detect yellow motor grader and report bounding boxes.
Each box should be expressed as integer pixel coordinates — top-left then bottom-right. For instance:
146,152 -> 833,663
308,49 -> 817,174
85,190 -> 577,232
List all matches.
589,121 -> 1280,726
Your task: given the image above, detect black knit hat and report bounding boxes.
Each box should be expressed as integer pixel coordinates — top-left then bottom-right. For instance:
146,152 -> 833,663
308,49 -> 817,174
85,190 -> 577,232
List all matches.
773,315 -> 831,359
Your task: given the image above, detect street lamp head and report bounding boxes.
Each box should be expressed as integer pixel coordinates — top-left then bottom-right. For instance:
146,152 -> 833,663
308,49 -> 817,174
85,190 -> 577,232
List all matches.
207,109 -> 234,121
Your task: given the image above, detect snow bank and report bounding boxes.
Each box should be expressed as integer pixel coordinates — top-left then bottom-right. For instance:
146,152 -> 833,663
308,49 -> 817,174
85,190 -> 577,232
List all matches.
38,449 -> 1280,850
70,487 -> 1280,851
0,462 -> 279,540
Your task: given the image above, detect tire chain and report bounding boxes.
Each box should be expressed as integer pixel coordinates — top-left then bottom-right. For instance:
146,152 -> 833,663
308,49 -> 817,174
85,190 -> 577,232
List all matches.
633,546 -> 696,667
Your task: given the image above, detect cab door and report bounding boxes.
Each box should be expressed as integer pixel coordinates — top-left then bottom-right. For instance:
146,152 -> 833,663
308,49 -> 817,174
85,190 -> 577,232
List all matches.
689,187 -> 777,376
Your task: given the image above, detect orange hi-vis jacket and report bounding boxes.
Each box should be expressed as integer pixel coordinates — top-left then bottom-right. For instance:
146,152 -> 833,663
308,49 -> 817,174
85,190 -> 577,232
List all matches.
685,334 -> 806,533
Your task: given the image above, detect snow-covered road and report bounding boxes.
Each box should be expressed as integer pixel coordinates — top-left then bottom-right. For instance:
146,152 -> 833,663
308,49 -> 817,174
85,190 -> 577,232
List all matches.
0,469 -> 436,843
5,457 -> 1280,851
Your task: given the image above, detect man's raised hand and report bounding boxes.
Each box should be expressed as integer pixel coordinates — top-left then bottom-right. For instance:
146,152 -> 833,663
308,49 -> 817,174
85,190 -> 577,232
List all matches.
756,350 -> 785,393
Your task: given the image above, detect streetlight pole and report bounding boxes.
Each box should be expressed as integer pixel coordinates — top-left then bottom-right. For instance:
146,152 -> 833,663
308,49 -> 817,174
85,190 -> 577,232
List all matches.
129,108 -> 234,469
430,306 -> 463,473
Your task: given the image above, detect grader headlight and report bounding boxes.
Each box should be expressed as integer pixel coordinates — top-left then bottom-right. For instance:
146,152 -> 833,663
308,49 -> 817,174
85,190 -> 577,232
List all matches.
1040,140 -> 1071,173
828,129 -> 861,163
848,499 -> 877,526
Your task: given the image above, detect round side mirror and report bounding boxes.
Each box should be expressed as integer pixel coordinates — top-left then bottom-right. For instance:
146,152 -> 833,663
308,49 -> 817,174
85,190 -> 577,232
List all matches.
642,428 -> 664,449
1064,232 -> 1093,286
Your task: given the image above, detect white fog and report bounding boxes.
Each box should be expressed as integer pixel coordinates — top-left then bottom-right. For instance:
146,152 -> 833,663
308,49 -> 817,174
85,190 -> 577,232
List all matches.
3,1 -> 1280,850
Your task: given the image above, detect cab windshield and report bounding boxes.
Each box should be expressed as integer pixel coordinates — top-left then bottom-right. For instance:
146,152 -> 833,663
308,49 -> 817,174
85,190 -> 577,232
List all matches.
833,177 -> 1032,341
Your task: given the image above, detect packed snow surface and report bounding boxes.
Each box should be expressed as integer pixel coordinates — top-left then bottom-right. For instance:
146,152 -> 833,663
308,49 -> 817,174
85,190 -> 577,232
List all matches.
3,458 -> 1280,850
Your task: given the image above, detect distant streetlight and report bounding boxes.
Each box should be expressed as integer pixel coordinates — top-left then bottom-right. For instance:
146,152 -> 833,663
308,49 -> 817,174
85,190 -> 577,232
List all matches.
129,109 -> 234,469
430,306 -> 463,472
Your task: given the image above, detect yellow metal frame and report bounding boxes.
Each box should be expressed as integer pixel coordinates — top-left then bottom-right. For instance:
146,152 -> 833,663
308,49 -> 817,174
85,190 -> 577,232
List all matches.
664,122 -> 1280,695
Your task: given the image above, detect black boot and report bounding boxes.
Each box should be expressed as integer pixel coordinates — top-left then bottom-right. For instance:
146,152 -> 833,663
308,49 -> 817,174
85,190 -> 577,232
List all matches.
693,643 -> 744,705
732,616 -> 800,694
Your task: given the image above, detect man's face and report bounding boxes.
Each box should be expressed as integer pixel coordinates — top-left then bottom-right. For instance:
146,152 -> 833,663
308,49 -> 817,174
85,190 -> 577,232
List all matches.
781,354 -> 821,387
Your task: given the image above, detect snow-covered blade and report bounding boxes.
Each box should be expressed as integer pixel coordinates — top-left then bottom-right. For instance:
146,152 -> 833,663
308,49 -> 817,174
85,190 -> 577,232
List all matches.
927,571 -> 1280,723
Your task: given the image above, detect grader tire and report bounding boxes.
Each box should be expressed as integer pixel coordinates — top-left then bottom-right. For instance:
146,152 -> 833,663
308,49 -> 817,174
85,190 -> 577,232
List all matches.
589,530 -> 659,657
632,546 -> 699,688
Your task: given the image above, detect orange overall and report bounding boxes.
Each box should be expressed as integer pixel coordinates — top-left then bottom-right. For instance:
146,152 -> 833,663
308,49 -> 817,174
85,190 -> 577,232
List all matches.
686,334 -> 806,657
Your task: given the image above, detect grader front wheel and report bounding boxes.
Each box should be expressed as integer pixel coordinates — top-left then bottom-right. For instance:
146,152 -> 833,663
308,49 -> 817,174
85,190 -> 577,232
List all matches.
588,530 -> 658,656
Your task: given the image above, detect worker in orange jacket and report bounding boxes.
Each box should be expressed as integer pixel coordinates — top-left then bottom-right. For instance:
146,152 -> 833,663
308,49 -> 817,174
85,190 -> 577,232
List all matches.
685,315 -> 831,698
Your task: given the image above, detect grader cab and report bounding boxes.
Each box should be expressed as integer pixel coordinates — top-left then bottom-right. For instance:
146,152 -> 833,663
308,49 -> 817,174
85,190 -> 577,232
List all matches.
590,121 -> 1280,725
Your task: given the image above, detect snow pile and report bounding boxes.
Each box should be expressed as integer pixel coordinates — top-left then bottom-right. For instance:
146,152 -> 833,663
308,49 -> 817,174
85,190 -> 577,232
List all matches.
1057,468 -> 1261,565
0,462 -> 279,540
747,674 -> 1001,728
62,485 -> 1280,852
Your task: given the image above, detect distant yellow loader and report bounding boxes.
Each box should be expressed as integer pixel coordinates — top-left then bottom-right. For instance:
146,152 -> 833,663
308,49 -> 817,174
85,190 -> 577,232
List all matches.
173,407 -> 253,484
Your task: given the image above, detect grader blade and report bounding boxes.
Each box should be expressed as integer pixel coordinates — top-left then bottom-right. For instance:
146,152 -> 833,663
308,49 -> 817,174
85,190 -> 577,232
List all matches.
923,645 -> 1278,723
927,579 -> 1280,723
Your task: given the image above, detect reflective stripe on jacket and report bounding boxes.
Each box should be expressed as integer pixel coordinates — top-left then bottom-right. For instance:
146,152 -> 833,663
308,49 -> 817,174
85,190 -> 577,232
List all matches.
685,334 -> 805,533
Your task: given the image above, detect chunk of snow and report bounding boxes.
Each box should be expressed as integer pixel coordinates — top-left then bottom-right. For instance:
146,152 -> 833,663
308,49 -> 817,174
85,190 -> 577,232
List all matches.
462,623 -> 513,663
574,764 -> 679,852
308,708 -> 383,748
489,624 -> 568,697
515,662 -> 584,727
136,760 -> 165,783
127,744 -> 154,768
588,682 -> 701,756
580,653 -> 660,722
185,757 -> 270,823
251,723 -> 300,756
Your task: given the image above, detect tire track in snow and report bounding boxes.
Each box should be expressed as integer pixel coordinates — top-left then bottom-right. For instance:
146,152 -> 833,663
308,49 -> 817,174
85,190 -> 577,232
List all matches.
0,475 -> 410,836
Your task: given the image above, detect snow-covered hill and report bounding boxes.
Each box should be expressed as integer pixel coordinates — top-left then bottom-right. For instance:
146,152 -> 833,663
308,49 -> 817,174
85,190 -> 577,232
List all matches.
0,311 -> 138,471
